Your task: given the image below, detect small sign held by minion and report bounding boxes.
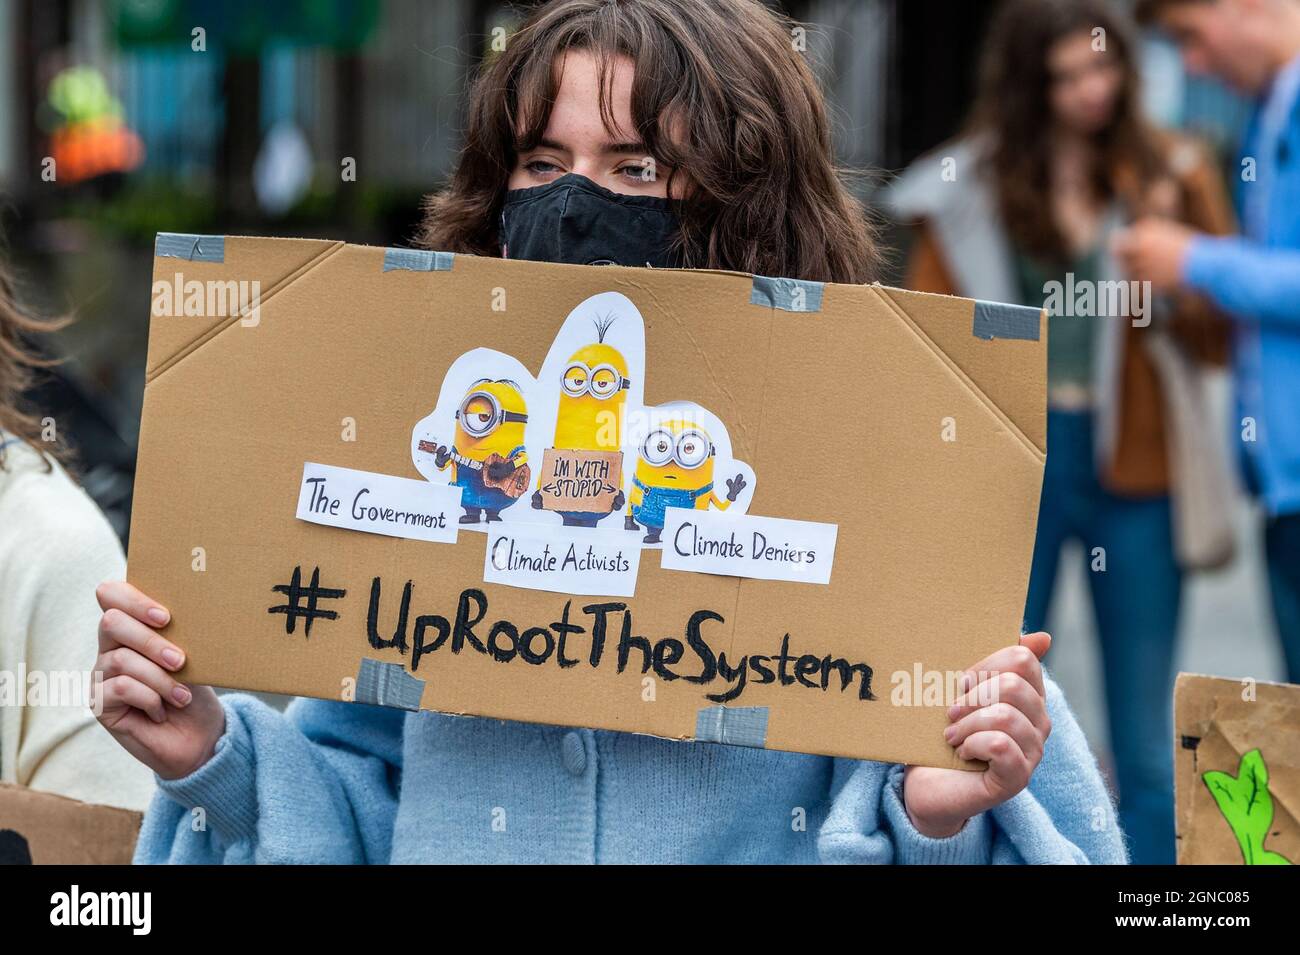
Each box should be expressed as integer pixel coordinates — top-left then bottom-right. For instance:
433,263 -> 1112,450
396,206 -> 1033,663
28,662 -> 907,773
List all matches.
535,448 -> 623,515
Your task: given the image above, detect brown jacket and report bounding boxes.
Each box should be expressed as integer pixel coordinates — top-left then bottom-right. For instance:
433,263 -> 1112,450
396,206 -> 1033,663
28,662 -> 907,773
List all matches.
902,137 -> 1236,495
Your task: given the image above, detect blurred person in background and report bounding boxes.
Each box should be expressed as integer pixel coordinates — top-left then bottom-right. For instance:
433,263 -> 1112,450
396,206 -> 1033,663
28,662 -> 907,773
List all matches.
1119,0 -> 1300,687
887,0 -> 1235,864
0,264 -> 154,811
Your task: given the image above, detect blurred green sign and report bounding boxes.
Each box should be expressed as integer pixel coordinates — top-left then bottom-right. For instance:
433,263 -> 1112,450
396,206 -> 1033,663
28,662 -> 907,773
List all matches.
111,0 -> 380,52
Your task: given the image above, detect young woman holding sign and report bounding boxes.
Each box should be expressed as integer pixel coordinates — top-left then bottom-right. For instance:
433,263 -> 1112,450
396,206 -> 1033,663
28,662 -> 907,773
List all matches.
95,0 -> 1127,864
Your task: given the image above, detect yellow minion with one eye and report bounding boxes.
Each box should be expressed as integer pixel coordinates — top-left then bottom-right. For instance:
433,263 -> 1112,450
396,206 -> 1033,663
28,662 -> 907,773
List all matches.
532,314 -> 630,526
627,419 -> 746,544
428,378 -> 530,523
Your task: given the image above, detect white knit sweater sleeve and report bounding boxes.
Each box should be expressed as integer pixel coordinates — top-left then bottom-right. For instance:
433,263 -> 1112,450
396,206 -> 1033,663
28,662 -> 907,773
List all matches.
0,441 -> 156,811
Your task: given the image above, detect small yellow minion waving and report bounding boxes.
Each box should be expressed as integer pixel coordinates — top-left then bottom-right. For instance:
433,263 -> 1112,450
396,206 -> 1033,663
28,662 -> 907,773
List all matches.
532,313 -> 630,526
627,420 -> 746,544
423,378 -> 531,524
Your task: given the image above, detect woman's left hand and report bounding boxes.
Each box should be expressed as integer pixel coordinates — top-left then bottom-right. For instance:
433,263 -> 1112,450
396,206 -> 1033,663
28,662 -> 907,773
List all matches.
902,632 -> 1053,838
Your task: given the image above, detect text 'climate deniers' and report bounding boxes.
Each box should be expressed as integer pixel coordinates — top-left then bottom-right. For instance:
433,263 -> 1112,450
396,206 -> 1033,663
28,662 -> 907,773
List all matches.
364,580 -> 874,704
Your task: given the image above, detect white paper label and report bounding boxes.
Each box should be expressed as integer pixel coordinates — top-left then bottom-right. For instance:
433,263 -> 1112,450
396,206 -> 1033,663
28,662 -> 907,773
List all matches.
296,462 -> 462,543
658,509 -> 838,585
483,523 -> 642,597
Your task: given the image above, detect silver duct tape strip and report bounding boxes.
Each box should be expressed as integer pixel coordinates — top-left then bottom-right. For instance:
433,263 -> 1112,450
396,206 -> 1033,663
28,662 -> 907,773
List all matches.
694,705 -> 769,747
382,248 -> 455,272
155,233 -> 226,263
750,275 -> 825,313
355,658 -> 426,711
972,300 -> 1042,341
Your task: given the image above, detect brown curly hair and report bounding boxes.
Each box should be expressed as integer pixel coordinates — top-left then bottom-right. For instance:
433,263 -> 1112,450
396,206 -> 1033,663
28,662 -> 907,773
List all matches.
0,266 -> 67,470
417,0 -> 879,284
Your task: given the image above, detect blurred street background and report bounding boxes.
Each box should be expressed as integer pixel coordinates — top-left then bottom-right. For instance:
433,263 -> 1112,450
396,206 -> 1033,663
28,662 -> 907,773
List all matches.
0,0 -> 1288,797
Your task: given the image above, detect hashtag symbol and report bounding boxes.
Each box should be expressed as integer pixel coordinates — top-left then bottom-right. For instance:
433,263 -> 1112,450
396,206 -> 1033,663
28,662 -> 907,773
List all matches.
268,566 -> 346,637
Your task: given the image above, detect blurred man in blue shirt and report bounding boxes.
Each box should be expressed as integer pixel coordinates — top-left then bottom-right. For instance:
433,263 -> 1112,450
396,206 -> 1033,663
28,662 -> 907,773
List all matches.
1118,0 -> 1300,682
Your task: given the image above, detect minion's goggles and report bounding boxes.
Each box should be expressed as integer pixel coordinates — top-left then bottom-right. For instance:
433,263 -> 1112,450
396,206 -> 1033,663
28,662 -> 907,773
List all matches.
561,361 -> 632,400
641,428 -> 714,469
456,390 -> 529,438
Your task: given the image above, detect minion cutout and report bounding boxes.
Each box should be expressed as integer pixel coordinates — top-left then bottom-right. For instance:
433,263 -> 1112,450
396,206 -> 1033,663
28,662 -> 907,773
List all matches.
627,420 -> 747,544
532,313 -> 629,527
424,378 -> 531,523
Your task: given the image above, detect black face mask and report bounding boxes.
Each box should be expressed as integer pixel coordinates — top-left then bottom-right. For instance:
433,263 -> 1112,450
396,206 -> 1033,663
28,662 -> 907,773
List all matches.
500,172 -> 683,268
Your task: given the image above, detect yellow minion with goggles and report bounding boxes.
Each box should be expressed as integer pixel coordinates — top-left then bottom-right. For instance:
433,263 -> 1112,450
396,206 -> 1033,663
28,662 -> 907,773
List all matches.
627,419 -> 746,544
532,314 -> 630,527
425,378 -> 530,524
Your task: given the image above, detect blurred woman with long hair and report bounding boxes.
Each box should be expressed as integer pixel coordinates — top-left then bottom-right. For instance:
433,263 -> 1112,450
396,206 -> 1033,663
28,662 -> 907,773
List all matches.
889,0 -> 1235,863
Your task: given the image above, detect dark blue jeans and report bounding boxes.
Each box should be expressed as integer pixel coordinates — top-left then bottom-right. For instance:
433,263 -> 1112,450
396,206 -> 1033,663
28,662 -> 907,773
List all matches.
1265,512 -> 1300,684
1024,410 -> 1181,865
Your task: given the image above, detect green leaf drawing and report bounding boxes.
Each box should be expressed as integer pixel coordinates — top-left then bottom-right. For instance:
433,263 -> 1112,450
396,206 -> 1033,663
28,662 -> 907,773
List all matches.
1202,748 -> 1294,865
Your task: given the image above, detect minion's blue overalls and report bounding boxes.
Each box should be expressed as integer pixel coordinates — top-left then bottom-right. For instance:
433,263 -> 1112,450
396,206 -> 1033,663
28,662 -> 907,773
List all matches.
632,476 -> 713,530
454,445 -> 526,513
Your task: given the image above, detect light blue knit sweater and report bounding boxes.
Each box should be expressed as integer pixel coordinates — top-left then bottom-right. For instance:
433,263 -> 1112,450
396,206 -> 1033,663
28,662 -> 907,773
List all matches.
134,671 -> 1128,863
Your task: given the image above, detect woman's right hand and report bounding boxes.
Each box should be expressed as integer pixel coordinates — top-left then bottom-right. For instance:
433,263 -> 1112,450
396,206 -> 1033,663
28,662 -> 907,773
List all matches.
94,581 -> 226,780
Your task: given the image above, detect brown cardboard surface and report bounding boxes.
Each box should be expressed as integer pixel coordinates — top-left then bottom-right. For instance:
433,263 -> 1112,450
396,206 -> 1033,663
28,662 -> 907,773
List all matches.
1174,673 -> 1300,865
127,236 -> 1046,767
0,784 -> 141,864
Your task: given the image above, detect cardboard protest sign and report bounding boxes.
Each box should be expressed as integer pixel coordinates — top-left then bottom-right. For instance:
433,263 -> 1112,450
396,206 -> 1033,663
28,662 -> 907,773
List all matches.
1175,673 -> 1299,865
128,234 -> 1046,767
0,784 -> 141,864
